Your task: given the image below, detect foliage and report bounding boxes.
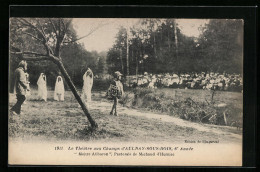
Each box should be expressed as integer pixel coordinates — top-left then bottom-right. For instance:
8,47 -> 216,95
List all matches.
197,19 -> 243,73
107,19 -> 243,75
119,88 -> 242,127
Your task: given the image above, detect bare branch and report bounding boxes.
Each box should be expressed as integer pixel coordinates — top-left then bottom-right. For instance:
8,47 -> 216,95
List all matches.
18,18 -> 43,37
60,19 -> 67,41
58,19 -> 61,37
10,51 -> 48,57
23,32 -> 43,42
18,18 -> 55,56
65,19 -> 72,33
10,49 -> 61,63
63,28 -> 94,44
19,56 -> 50,61
49,53 -> 61,62
10,51 -> 50,61
59,19 -> 72,47
36,18 -> 47,38
53,19 -> 70,57
18,18 -> 47,42
64,21 -> 110,44
36,19 -> 53,55
10,46 -> 22,52
61,19 -> 66,32
49,18 -> 58,36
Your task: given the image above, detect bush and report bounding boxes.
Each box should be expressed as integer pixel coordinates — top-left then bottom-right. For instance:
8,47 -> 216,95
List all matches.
120,88 -> 241,127
93,79 -> 111,91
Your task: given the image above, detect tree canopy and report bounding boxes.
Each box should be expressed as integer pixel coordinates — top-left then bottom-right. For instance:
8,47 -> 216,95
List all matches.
9,18 -> 107,90
106,19 -> 243,75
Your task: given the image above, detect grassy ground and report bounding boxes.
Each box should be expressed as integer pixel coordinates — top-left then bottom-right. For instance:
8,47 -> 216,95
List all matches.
120,88 -> 243,126
8,88 -> 242,143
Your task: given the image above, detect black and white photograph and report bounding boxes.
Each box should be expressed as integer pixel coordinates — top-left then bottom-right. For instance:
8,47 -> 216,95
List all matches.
8,17 -> 243,166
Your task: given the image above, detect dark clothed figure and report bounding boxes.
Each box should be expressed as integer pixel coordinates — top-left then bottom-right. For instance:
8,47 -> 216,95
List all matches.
11,61 -> 28,115
107,71 -> 124,116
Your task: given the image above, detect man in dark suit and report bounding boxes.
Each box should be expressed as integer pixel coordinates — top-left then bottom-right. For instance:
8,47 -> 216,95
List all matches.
11,60 -> 29,115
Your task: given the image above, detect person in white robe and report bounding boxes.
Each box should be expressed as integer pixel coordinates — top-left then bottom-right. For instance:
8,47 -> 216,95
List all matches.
54,76 -> 64,101
37,73 -> 47,101
81,68 -> 93,108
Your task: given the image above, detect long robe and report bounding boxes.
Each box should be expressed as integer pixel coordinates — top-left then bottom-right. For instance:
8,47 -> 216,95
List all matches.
81,69 -> 93,104
54,76 -> 64,101
37,73 -> 47,101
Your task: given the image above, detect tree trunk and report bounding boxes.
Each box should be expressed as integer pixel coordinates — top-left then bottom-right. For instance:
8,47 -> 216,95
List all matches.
56,60 -> 98,129
126,29 -> 130,86
153,34 -> 157,58
168,29 -> 170,49
126,29 -> 130,76
174,20 -> 179,71
136,51 -> 139,83
120,48 -> 124,74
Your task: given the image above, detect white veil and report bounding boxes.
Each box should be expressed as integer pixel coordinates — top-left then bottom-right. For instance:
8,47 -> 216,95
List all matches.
81,68 -> 93,103
54,76 -> 64,101
37,73 -> 47,101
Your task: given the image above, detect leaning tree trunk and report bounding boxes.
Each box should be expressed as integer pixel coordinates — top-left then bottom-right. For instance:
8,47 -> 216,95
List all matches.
55,59 -> 98,129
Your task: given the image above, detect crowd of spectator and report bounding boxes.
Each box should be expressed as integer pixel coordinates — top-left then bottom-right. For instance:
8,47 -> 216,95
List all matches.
126,72 -> 243,92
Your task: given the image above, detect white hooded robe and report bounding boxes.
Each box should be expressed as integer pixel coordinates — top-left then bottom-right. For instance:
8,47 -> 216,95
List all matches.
37,73 -> 47,101
54,76 -> 64,101
81,68 -> 93,105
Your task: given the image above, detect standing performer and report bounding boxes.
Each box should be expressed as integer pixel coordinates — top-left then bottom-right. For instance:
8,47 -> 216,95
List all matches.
54,76 -> 65,101
37,73 -> 47,101
81,68 -> 93,108
107,71 -> 124,116
11,60 -> 29,115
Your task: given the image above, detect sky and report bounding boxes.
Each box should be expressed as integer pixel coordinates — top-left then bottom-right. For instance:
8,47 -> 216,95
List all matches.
72,18 -> 208,53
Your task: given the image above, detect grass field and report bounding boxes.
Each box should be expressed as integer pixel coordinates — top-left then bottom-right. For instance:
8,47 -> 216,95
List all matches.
8,88 -> 242,143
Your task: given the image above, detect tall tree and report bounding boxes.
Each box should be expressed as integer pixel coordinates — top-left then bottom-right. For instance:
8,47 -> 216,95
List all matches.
10,18 -> 98,129
197,19 -> 243,73
107,27 -> 127,75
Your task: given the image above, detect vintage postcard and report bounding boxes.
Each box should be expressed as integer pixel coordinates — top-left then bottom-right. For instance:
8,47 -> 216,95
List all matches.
8,17 -> 243,166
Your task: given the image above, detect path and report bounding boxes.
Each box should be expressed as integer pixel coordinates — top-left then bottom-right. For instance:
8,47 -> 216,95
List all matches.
88,98 -> 242,141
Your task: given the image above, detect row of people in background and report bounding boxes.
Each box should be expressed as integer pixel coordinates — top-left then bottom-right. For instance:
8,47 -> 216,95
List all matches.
127,72 -> 243,92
